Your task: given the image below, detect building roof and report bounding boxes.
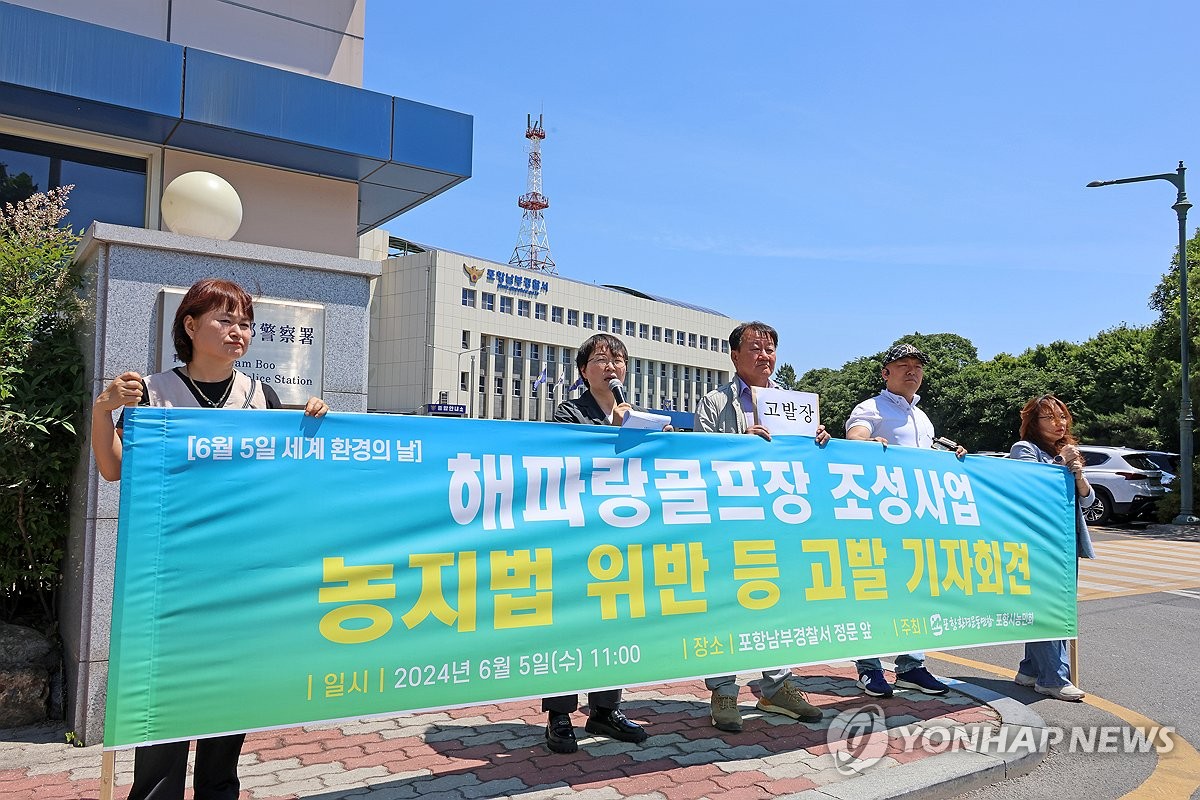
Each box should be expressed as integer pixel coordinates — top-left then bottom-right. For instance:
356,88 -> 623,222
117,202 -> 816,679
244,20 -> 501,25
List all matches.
0,2 -> 472,235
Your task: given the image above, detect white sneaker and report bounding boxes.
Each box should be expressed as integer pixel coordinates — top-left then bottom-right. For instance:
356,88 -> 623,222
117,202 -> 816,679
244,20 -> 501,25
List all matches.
1014,672 -> 1036,687
1035,682 -> 1085,701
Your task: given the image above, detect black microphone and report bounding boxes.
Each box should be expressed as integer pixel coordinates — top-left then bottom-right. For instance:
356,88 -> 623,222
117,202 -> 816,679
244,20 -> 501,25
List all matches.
608,378 -> 627,406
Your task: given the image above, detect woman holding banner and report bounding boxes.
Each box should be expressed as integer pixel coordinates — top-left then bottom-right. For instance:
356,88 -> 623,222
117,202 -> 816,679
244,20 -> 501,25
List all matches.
541,333 -> 655,753
1008,393 -> 1095,702
91,278 -> 328,799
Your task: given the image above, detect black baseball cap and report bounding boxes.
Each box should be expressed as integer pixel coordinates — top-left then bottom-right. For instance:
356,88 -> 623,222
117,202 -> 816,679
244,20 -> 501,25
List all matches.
882,343 -> 930,366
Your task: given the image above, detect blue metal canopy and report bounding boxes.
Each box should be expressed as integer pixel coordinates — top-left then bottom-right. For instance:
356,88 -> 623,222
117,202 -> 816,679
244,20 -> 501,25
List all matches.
0,2 -> 472,234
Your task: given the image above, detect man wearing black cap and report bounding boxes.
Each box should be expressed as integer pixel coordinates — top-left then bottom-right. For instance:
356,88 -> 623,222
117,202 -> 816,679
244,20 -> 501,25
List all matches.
844,342 -> 965,698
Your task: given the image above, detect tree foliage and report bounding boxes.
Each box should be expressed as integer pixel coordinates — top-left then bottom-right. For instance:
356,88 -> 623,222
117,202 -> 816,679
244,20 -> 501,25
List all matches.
1147,226 -> 1200,451
0,185 -> 87,629
773,362 -> 798,390
795,328 -> 1159,454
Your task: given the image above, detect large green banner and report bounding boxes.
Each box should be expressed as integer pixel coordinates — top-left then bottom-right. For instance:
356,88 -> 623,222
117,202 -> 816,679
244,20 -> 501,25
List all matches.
105,408 -> 1076,747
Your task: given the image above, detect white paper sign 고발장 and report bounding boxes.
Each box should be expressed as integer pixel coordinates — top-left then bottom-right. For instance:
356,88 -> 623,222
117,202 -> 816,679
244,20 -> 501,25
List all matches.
754,388 -> 820,435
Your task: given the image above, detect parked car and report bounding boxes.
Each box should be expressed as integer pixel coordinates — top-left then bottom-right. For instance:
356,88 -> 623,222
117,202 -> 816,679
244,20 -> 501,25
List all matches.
1140,451 -> 1180,487
1077,446 -> 1169,525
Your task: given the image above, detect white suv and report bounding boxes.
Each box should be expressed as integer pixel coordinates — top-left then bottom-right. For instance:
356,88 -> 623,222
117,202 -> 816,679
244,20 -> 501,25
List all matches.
1078,446 -> 1168,525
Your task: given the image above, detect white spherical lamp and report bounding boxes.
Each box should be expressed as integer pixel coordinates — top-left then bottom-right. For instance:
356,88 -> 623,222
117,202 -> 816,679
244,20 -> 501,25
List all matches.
160,171 -> 243,240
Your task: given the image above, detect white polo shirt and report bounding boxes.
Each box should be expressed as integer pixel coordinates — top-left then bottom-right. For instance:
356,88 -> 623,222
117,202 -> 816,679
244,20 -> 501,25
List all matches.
845,389 -> 935,448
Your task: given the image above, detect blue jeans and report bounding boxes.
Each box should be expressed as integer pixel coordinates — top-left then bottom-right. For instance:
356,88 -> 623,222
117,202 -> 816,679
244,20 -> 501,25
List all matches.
1018,640 -> 1071,688
856,653 -> 924,675
706,667 -> 791,698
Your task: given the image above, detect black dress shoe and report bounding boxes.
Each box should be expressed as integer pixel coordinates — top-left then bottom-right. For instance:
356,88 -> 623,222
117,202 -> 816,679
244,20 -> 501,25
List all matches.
585,708 -> 648,743
545,712 -> 578,753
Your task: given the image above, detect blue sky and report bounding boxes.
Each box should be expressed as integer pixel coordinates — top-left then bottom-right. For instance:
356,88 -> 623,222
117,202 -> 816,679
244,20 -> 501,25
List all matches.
363,2 -> 1198,375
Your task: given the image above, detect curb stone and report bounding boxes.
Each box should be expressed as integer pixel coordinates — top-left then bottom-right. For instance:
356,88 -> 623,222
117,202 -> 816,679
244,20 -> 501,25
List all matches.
779,676 -> 1047,800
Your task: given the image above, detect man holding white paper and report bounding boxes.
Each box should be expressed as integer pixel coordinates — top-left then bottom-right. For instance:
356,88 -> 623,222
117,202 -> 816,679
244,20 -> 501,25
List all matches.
695,321 -> 832,732
844,341 -> 964,699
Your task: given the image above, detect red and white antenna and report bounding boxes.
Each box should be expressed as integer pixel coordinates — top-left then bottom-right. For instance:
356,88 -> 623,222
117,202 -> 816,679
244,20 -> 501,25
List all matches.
509,113 -> 556,273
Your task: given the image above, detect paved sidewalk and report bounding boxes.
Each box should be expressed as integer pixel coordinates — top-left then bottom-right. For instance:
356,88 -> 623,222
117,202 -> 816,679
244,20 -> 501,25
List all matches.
0,664 -> 1044,800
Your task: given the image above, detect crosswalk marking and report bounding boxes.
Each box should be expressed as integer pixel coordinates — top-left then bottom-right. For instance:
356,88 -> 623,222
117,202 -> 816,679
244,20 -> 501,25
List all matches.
1078,537 -> 1200,600
1089,544 -> 1200,567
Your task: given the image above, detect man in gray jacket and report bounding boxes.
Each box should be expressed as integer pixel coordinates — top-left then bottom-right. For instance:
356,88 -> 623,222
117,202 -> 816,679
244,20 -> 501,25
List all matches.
695,320 -> 831,732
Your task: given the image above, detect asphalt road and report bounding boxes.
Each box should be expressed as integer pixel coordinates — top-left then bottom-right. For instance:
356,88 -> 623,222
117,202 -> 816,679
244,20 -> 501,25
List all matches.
942,522 -> 1200,800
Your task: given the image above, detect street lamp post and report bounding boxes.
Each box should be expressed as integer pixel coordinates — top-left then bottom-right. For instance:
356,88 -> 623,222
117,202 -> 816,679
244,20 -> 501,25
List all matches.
425,343 -> 476,419
1088,161 -> 1196,523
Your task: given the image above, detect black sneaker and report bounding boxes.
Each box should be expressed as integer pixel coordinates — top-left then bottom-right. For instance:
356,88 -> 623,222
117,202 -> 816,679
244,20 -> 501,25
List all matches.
545,712 -> 578,753
894,666 -> 949,695
585,707 -> 648,743
856,669 -> 894,698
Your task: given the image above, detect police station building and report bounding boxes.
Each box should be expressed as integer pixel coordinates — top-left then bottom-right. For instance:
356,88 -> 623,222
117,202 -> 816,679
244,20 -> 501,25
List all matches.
369,241 -> 736,422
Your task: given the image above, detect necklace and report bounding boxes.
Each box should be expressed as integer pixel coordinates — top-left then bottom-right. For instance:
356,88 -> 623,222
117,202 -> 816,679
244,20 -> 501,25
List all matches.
179,367 -> 236,408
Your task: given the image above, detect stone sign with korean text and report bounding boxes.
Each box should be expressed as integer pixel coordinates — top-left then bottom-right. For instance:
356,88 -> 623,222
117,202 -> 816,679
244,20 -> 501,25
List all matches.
157,288 -> 324,405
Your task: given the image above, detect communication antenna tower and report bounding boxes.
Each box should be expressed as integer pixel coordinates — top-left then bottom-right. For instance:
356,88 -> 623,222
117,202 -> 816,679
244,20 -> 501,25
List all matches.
509,113 -> 556,273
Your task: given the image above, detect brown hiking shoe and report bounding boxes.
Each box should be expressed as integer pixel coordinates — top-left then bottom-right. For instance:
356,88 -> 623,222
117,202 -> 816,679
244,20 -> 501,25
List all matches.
756,681 -> 823,722
710,691 -> 743,732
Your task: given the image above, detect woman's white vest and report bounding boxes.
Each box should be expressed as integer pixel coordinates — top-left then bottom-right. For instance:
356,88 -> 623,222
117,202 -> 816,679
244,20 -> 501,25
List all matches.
143,369 -> 267,409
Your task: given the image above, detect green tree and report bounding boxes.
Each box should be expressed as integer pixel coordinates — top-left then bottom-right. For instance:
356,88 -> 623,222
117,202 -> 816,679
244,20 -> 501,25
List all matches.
1148,226 -> 1200,451
773,362 -> 798,390
0,185 -> 87,628
934,327 -> 1157,452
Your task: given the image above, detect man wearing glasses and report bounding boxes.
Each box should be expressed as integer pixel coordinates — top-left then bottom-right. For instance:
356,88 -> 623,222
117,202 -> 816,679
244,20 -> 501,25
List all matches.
695,321 -> 832,732
844,342 -> 965,698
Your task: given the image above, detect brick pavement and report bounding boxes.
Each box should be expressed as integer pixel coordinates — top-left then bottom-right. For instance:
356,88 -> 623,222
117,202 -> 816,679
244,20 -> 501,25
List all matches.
0,664 -> 1014,800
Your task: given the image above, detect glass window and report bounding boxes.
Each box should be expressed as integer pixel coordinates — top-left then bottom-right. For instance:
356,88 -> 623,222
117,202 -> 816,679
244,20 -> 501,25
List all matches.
461,288 -> 476,307
461,330 -> 470,349
721,340 -> 729,353
676,330 -> 686,346
552,306 -> 564,324
626,321 -> 636,337
494,338 -> 505,355
0,132 -> 147,230
639,323 -> 649,339
494,377 -> 504,395
568,309 -> 579,326
535,303 -> 547,321
688,333 -> 697,347
634,359 -> 642,375
530,343 -> 540,361
513,341 -> 523,358
499,296 -> 513,314
700,335 -> 709,350
612,317 -> 622,334
459,371 -> 469,391
482,292 -> 495,311
598,315 -> 609,332
561,348 -> 572,364
664,328 -> 674,344
660,362 -> 668,377
582,312 -> 594,329
546,345 -> 557,362
652,326 -> 662,342
518,299 -> 531,317
513,378 -> 522,397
